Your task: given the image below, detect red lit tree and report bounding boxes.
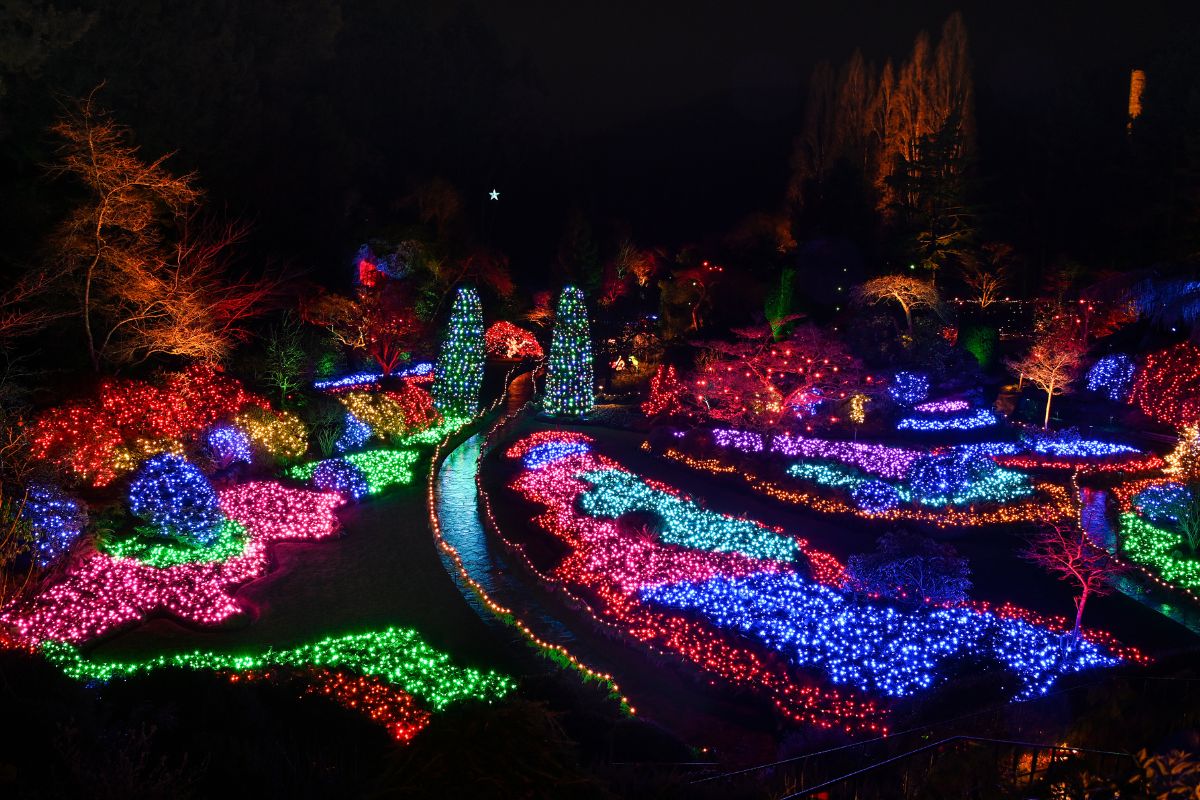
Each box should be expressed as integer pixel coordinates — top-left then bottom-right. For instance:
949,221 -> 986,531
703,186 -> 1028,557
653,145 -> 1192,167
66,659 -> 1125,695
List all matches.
303,281 -> 426,375
641,364 -> 684,418
1022,524 -> 1122,637
692,323 -> 869,431
1130,343 -> 1200,426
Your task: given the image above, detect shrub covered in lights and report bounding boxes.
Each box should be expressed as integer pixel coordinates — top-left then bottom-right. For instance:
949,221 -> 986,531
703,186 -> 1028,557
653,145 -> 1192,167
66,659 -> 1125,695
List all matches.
1132,482 -> 1194,527
1131,343 -> 1200,426
484,321 -> 543,359
312,459 -> 370,500
543,286 -> 594,417
204,425 -> 253,468
888,371 -> 929,406
1119,513 -> 1200,589
905,452 -> 1030,507
23,483 -> 87,567
29,365 -> 265,486
578,468 -> 797,562
851,480 -> 903,513
896,408 -> 999,431
847,531 -> 971,605
127,455 -> 224,546
289,450 -> 420,496
432,286 -> 485,417
235,407 -> 308,462
1086,354 -> 1137,402
334,412 -> 373,453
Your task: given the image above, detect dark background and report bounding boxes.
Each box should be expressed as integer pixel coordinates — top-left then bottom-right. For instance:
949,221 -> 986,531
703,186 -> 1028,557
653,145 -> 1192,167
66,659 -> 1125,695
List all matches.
2,0 -> 1199,286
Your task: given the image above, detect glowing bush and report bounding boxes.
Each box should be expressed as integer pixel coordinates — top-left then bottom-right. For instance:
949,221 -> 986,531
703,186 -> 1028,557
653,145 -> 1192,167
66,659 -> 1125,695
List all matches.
1132,482 -> 1193,527
235,408 -> 308,462
127,455 -> 224,546
484,321 -> 543,359
204,425 -> 253,468
852,480 -> 903,513
312,459 -> 370,500
1131,343 -> 1200,426
23,483 -> 88,567
334,412 -> 373,453
888,372 -> 929,406
29,366 -> 265,486
1086,354 -> 1137,402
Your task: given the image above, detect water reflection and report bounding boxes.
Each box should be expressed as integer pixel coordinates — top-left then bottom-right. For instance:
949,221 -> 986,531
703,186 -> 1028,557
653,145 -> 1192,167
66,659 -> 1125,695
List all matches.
434,433 -> 577,645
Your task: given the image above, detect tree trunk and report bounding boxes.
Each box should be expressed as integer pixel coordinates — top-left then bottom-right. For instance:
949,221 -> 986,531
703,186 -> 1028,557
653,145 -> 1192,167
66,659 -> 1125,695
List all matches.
1043,385 -> 1054,429
1073,587 -> 1088,637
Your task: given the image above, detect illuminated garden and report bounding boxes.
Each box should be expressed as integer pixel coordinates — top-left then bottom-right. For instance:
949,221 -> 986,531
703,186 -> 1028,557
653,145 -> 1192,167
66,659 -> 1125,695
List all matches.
2,4 -> 1200,798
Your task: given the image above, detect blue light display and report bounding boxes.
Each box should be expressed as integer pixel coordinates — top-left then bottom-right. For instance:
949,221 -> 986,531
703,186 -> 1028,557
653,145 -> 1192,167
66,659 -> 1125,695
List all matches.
522,441 -> 592,470
851,480 -> 903,513
334,412 -> 373,453
897,408 -> 999,431
312,459 -> 370,500
22,483 -> 87,567
889,372 -> 929,406
1086,354 -> 1137,402
127,455 -> 224,546
1132,482 -> 1193,526
642,572 -> 1120,699
204,425 -> 253,467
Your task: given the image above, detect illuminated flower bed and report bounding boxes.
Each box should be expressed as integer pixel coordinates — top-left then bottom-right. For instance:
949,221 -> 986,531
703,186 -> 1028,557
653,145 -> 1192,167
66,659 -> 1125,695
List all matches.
896,408 -> 999,431
43,626 -> 515,743
642,573 -> 1120,699
1117,514 -> 1200,590
313,362 -> 434,392
698,430 -> 1063,526
498,432 -> 1135,731
1,482 -> 344,644
288,449 -> 420,497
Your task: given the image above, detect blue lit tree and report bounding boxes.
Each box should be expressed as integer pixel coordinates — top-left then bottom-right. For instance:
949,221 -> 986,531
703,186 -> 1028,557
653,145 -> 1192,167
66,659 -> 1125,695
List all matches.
544,286 -> 594,417
128,455 -> 224,546
432,286 -> 485,418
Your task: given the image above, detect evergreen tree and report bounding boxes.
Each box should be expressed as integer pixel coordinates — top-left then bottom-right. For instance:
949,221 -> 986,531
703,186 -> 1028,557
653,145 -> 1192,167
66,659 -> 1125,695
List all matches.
432,286 -> 485,418
544,286 -> 594,417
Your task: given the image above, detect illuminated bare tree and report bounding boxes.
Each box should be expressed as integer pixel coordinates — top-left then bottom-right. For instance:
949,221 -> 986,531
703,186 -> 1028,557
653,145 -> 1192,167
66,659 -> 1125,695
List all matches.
49,88 -> 200,369
961,243 -> 1012,308
1006,329 -> 1086,428
851,274 -> 940,338
1023,524 -> 1121,637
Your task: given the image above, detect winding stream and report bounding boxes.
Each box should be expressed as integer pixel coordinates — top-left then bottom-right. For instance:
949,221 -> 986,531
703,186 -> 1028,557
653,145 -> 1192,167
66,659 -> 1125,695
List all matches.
433,432 -> 579,648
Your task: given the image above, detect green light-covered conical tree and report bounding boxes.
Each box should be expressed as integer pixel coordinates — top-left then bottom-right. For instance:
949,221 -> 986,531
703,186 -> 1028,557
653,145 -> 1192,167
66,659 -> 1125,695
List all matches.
432,286 -> 485,418
544,286 -> 593,417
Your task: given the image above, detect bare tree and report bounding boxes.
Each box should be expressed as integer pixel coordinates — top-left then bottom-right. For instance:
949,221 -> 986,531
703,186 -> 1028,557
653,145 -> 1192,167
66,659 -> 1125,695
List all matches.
1006,328 -> 1086,428
961,243 -> 1013,308
49,87 -> 201,369
1023,524 -> 1122,637
261,311 -> 306,407
851,274 -> 940,338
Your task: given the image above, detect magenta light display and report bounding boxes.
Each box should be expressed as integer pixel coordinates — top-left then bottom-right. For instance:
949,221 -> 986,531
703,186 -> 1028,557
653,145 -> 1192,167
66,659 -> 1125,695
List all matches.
912,398 -> 970,414
2,482 -> 343,644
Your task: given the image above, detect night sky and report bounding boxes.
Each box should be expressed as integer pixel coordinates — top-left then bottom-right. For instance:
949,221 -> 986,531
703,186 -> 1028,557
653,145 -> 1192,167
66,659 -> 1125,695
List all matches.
3,0 -> 1199,282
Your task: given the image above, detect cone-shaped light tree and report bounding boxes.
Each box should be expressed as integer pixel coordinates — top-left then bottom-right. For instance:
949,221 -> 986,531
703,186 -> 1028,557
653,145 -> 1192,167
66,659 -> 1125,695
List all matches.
544,286 -> 594,417
432,286 -> 485,418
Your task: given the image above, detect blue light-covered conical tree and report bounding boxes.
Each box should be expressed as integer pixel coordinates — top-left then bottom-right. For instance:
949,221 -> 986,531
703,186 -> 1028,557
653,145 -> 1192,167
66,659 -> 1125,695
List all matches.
544,286 -> 594,417
432,286 -> 485,418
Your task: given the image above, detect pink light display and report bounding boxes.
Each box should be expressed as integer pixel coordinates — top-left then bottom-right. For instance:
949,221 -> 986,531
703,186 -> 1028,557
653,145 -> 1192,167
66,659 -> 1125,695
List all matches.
1,482 -> 343,644
912,399 -> 970,413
